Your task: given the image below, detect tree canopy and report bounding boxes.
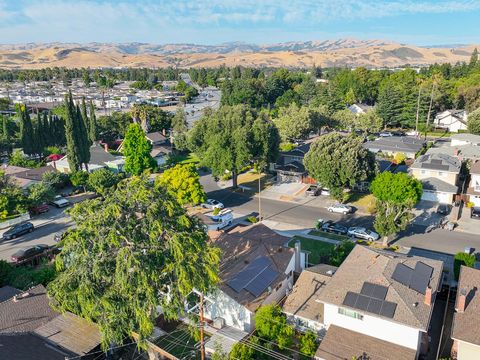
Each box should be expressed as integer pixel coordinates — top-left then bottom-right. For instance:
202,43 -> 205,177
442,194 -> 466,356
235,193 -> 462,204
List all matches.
304,133 -> 377,200
47,176 -> 220,349
156,164 -> 206,206
467,108 -> 480,135
274,103 -> 313,140
123,123 -> 157,175
87,168 -> 120,196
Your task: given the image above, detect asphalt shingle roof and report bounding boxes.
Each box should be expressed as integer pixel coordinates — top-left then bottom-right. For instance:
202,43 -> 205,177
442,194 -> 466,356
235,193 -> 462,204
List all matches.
421,177 -> 459,193
363,137 -> 425,155
411,153 -> 461,173
0,286 -> 21,303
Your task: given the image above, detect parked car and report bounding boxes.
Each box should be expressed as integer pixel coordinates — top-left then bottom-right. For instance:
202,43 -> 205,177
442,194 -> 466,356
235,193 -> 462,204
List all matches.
49,195 -> 71,208
201,199 -> 224,210
305,185 -> 321,196
471,207 -> 480,219
347,227 -> 380,241
11,244 -> 50,263
29,203 -> 49,215
327,203 -> 353,215
1,222 -> 35,241
379,131 -> 393,137
321,221 -> 348,235
436,204 -> 451,216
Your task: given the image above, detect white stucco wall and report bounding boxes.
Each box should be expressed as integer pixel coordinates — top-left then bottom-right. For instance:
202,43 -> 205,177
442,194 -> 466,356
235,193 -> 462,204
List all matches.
323,303 -> 422,350
457,340 -> 480,360
204,290 -> 254,332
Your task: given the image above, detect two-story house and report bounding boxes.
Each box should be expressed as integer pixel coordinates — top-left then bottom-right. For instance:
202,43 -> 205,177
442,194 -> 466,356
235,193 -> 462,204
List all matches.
145,131 -> 172,166
467,161 -> 480,207
451,266 -> 480,360
204,224 -> 302,333
313,245 -> 443,360
425,133 -> 480,162
273,142 -> 311,183
433,110 -> 468,133
410,153 -> 461,203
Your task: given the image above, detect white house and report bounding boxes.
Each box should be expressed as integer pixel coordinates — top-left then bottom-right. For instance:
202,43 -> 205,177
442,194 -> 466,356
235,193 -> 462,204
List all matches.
451,266 -> 480,360
204,224 -> 303,333
434,110 -> 468,133
313,245 -> 443,360
348,103 -> 373,115
467,161 -> 480,206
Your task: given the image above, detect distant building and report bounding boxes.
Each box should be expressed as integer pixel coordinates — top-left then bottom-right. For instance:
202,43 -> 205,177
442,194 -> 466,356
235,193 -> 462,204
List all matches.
348,103 -> 373,115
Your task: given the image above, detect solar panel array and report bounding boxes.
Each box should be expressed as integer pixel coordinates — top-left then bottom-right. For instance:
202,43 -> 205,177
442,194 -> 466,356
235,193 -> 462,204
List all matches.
421,163 -> 449,171
391,261 -> 433,295
227,256 -> 279,297
342,289 -> 397,319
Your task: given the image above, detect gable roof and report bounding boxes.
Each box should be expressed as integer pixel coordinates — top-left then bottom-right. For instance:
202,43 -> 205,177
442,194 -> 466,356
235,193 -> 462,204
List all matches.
435,109 -> 467,123
146,131 -> 167,143
316,246 -> 443,331
315,325 -> 416,360
421,177 -> 459,194
452,266 -> 480,346
426,140 -> 480,161
363,137 -> 425,155
212,224 -> 294,312
451,133 -> 480,144
11,166 -> 56,182
411,153 -> 461,173
89,143 -> 117,165
283,264 -> 337,323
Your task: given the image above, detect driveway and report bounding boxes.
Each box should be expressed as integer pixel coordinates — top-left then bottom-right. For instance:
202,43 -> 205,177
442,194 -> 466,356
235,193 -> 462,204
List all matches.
413,200 -> 443,226
456,206 -> 480,235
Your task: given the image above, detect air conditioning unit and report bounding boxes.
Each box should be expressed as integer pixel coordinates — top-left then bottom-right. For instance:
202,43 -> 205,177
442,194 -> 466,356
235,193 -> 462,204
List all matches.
213,317 -> 225,329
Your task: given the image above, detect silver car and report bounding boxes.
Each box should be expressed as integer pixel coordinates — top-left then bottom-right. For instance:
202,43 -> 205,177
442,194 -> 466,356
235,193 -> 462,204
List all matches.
327,203 -> 353,215
347,227 -> 379,241
201,199 -> 224,210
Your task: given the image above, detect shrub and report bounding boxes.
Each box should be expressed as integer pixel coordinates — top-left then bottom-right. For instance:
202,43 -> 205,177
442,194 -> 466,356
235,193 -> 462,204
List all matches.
300,331 -> 319,357
280,142 -> 296,152
454,252 -> 476,280
246,216 -> 258,223
394,152 -> 407,164
466,201 -> 475,208
212,207 -> 221,215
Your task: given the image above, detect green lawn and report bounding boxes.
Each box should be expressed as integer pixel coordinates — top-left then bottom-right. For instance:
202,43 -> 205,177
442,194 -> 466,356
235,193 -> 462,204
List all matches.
168,152 -> 201,166
308,230 -> 349,241
288,236 -> 335,265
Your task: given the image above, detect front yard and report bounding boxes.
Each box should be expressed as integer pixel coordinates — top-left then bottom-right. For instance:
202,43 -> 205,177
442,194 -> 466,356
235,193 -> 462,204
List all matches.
288,236 -> 335,265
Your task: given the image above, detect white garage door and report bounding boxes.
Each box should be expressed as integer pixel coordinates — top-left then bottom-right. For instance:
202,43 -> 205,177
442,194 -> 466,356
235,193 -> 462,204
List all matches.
421,190 -> 451,203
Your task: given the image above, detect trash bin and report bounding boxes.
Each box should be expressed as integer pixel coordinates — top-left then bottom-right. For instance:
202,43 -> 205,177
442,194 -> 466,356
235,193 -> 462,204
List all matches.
446,222 -> 455,231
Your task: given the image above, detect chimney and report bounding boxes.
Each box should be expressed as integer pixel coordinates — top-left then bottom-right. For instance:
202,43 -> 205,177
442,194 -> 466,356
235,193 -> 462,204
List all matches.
104,143 -> 108,152
294,240 -> 302,273
424,286 -> 433,306
454,148 -> 459,156
162,128 -> 166,137
457,288 -> 467,313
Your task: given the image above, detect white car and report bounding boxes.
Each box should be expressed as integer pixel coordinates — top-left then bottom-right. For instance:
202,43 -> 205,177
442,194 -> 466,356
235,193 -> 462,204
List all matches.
347,227 -> 379,241
49,195 -> 71,208
327,203 -> 353,215
201,199 -> 224,210
379,131 -> 393,137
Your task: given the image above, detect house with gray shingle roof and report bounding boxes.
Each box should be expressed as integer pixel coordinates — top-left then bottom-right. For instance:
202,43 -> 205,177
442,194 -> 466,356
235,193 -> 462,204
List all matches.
451,266 -> 480,360
313,245 -> 443,360
410,153 -> 461,203
363,136 -> 425,159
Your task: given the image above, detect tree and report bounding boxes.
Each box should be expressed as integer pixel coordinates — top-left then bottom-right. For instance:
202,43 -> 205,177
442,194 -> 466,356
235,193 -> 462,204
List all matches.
88,100 -> 98,143
0,171 -> 26,218
80,97 -> 91,144
229,341 -> 256,360
156,164 -> 206,205
370,172 -> 422,245
19,106 -> 35,156
70,171 -> 89,192
255,304 -> 294,349
27,182 -> 55,207
329,240 -> 355,266
64,93 -> 81,172
8,150 -> 39,168
356,110 -> 384,133
189,105 -> 279,188
332,109 -> 356,131
87,168 -> 119,196
47,176 -> 220,349
467,108 -> 480,135
454,252 -> 476,280
75,104 -> 91,170
469,48 -> 478,69
275,103 -> 313,141
304,133 -> 377,200
123,123 -> 157,175
299,331 -> 318,357
171,108 -> 188,151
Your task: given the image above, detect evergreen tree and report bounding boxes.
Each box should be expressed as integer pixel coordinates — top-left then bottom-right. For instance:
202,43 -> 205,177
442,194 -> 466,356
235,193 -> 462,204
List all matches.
34,112 -> 45,155
42,112 -> 51,148
123,123 -> 156,175
469,48 -> 478,69
88,100 -> 98,143
0,116 -> 12,155
80,97 -> 91,144
64,93 -> 80,172
20,106 -> 35,156
75,104 -> 91,170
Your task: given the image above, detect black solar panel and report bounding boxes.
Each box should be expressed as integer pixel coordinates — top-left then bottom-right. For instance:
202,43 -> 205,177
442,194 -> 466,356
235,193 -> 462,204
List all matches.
392,263 -> 413,286
380,301 -> 397,318
343,292 -> 358,307
421,163 -> 449,171
355,294 -> 370,311
360,282 -> 388,300
367,298 -> 383,315
409,262 -> 433,295
244,266 -> 279,297
227,257 -> 272,292
360,282 -> 376,297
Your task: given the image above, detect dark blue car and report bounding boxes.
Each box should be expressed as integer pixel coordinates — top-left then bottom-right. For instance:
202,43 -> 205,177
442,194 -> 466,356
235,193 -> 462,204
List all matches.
1,222 -> 34,241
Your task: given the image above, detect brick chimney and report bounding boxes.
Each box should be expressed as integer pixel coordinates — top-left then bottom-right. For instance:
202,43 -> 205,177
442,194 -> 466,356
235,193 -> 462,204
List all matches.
424,286 -> 433,306
104,143 -> 108,152
456,288 -> 467,313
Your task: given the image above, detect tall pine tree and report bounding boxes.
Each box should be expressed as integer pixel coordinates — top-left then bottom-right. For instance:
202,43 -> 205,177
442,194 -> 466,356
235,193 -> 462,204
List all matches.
75,103 -> 91,170
88,100 -> 98,143
64,93 -> 81,172
20,106 -> 36,156
34,112 -> 45,155
80,97 -> 91,145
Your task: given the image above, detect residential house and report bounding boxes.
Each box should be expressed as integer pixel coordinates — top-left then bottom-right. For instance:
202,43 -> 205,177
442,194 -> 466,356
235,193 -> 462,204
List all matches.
1,165 -> 56,189
426,134 -> 480,162
146,131 -> 172,166
348,103 -> 373,115
451,266 -> 480,360
313,245 -> 443,360
49,143 -> 125,173
0,285 -> 101,360
283,264 -> 337,334
410,153 -> 461,203
273,142 -> 311,183
204,224 -> 302,333
433,110 -> 468,133
363,137 -> 425,159
467,161 -> 480,206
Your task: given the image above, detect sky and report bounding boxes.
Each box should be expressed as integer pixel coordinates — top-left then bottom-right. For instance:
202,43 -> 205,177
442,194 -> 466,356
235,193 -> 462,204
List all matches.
0,0 -> 479,46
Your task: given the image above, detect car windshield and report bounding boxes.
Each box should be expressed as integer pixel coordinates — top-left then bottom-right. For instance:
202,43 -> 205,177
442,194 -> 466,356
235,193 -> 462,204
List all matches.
473,207 -> 480,214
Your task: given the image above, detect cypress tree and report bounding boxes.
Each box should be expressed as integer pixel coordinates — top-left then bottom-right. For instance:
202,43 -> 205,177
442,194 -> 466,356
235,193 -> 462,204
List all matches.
42,112 -> 50,147
80,97 -> 91,144
88,100 -> 98,143
64,93 -> 80,172
75,103 -> 91,170
34,112 -> 45,155
20,106 -> 35,156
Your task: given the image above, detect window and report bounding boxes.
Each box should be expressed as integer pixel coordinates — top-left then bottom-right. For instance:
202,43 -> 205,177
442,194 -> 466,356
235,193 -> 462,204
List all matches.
338,307 -> 364,320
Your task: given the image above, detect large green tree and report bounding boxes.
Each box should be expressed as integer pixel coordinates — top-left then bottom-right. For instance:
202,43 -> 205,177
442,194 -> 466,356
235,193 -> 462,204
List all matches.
87,168 -> 119,196
467,108 -> 480,135
19,106 -> 36,156
255,304 -> 294,350
0,171 -> 26,219
189,105 -> 279,188
156,164 -> 206,206
356,109 -> 384,133
47,176 -> 220,349
27,182 -> 55,207
304,133 -> 377,200
123,123 -> 157,175
275,103 -> 313,141
370,172 -> 422,245
88,100 -> 98,143
171,107 -> 188,151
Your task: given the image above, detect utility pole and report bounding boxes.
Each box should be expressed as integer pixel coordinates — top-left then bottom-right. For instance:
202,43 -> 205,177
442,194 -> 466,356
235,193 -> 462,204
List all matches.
199,293 -> 205,360
425,79 -> 436,140
415,86 -> 422,134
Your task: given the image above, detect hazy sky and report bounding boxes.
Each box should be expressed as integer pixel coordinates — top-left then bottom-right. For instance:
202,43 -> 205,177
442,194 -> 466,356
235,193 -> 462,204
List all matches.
0,0 -> 479,45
